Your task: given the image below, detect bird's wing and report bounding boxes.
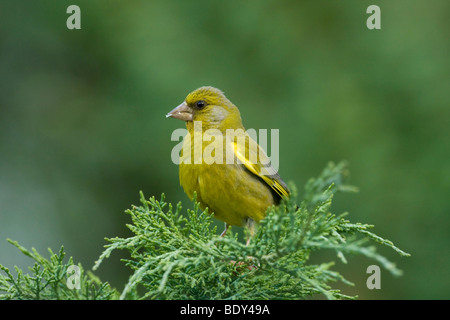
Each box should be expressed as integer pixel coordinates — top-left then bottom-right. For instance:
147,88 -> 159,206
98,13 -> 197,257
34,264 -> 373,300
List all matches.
229,133 -> 290,198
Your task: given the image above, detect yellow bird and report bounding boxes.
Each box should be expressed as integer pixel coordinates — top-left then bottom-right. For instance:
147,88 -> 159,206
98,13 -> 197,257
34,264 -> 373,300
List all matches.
167,86 -> 289,239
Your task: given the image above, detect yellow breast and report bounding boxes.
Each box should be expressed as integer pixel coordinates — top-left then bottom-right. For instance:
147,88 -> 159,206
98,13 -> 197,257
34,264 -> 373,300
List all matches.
179,132 -> 276,226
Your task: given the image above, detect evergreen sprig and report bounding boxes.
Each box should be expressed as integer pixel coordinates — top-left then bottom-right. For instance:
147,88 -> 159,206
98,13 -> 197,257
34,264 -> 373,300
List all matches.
93,161 -> 410,300
0,240 -> 118,300
0,162 -> 409,300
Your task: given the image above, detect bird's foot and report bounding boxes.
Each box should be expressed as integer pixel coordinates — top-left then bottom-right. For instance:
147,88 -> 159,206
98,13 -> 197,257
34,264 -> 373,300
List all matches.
220,223 -> 229,237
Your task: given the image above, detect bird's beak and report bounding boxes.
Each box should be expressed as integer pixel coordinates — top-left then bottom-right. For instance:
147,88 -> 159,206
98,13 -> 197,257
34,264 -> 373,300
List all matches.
166,101 -> 193,121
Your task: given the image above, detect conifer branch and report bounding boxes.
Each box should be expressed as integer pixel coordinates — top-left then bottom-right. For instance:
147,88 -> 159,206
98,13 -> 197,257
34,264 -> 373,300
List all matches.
93,161 -> 410,300
0,161 -> 410,300
0,239 -> 118,300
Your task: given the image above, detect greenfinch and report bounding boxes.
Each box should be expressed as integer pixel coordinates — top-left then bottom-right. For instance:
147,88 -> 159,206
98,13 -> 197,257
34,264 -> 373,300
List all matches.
167,86 -> 289,237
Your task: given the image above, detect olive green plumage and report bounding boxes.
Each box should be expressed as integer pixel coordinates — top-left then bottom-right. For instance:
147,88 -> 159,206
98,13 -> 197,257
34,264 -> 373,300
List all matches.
167,86 -> 289,232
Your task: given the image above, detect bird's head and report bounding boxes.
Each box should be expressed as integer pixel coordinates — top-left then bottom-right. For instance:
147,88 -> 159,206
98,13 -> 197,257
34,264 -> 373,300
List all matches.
167,86 -> 243,131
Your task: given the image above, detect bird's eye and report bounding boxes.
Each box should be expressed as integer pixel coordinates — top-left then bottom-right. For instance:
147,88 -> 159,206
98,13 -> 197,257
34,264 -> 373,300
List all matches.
195,100 -> 207,109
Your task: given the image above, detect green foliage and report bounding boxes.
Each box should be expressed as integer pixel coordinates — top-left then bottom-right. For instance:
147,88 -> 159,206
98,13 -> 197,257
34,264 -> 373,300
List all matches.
92,161 -> 409,300
0,162 -> 409,300
0,240 -> 118,300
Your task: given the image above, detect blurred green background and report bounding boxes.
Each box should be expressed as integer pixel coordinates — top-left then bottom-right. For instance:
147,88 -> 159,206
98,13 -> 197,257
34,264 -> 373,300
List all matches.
0,0 -> 449,299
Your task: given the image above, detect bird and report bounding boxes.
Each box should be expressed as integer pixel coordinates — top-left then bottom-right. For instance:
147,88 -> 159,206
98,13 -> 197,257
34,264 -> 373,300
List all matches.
166,86 -> 289,241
